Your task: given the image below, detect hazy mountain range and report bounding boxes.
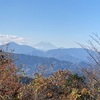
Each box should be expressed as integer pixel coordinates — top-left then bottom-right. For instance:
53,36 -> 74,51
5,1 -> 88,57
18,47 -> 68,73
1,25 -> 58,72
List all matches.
1,42 -> 93,63
0,42 -> 95,76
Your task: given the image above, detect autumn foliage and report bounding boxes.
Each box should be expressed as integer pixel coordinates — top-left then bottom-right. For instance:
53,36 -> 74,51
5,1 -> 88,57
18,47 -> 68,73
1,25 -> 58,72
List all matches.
0,49 -> 99,100
0,50 -> 21,100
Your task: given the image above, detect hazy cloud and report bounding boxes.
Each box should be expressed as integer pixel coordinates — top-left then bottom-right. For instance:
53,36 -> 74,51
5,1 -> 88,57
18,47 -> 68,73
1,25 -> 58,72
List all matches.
0,34 -> 26,45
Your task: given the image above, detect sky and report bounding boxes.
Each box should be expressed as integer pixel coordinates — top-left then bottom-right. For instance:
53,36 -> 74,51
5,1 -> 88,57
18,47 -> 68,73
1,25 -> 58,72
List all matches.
0,0 -> 100,48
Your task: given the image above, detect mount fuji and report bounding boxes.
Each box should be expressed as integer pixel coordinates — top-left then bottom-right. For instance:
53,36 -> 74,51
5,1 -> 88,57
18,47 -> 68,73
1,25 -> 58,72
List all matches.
33,41 -> 57,51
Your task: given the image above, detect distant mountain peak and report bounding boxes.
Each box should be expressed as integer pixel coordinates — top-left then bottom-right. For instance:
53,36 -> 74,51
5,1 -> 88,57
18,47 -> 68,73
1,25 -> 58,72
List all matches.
6,41 -> 20,45
33,41 -> 57,51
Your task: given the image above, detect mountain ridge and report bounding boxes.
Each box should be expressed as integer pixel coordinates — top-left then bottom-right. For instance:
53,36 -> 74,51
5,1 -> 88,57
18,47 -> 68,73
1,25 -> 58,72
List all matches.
0,42 -> 94,63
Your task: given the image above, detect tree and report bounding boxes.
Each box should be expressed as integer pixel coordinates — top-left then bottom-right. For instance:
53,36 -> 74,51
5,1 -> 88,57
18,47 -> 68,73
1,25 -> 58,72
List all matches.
0,50 -> 21,100
78,33 -> 100,99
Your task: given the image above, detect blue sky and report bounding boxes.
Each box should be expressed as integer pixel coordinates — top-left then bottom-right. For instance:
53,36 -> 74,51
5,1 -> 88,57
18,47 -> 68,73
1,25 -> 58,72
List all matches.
0,0 -> 100,48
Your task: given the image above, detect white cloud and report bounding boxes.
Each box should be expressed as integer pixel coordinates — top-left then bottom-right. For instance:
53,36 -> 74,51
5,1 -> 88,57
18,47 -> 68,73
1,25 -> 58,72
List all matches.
0,34 -> 26,45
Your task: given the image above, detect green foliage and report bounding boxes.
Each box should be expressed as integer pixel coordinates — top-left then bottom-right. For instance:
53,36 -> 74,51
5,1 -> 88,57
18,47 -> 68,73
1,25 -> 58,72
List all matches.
65,74 -> 85,88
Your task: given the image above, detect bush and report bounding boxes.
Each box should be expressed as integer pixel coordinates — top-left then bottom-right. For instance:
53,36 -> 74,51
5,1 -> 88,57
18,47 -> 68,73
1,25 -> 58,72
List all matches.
0,50 -> 21,100
19,70 -> 94,100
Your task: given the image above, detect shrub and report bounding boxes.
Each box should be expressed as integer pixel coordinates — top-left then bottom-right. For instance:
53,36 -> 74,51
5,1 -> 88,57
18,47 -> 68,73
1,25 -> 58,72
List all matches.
0,50 -> 21,100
